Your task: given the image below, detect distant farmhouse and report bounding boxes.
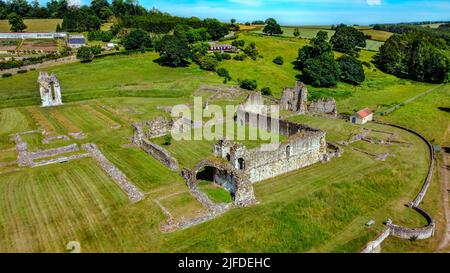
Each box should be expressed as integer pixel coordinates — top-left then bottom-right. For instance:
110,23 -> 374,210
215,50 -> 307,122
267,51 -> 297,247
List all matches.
351,108 -> 373,124
68,35 -> 86,48
209,44 -> 238,53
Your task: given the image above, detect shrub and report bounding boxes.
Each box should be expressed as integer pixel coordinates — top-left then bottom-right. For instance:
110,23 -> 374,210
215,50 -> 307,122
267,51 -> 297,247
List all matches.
1,73 -> 12,78
243,42 -> 259,60
239,78 -> 258,90
90,45 -> 102,55
76,46 -> 94,62
163,135 -> 172,146
199,55 -> 218,71
273,56 -> 284,65
217,68 -> 231,82
17,69 -> 27,74
214,52 -> 223,62
233,54 -> 246,61
222,53 -> 231,60
261,87 -> 272,96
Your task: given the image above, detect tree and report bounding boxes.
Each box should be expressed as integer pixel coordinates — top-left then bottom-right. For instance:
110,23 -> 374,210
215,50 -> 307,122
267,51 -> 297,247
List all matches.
203,18 -> 229,40
303,54 -> 341,87
375,32 -> 449,83
90,45 -> 102,55
199,55 -> 218,71
338,55 -> 365,85
330,26 -> 366,56
217,68 -> 231,82
239,79 -> 258,90
261,87 -> 272,96
8,12 -> 26,32
76,46 -> 94,62
122,28 -> 152,50
296,31 -> 332,69
273,56 -> 284,65
293,27 -> 300,38
155,35 -> 190,67
263,18 -> 283,35
243,42 -> 259,60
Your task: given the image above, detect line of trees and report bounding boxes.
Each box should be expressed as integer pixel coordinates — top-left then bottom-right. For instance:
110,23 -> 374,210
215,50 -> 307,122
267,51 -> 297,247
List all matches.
375,31 -> 449,83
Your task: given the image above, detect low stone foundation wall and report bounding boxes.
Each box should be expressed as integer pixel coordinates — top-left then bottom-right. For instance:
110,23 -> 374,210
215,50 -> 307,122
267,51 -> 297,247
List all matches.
82,143 -> 144,203
141,139 -> 179,171
387,207 -> 435,240
360,228 -> 391,253
361,122 -> 436,253
33,153 -> 90,167
29,144 -> 79,161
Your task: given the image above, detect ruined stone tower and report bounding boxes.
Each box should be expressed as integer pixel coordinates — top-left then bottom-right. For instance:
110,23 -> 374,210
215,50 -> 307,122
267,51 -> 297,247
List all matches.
280,81 -> 308,113
38,72 -> 62,107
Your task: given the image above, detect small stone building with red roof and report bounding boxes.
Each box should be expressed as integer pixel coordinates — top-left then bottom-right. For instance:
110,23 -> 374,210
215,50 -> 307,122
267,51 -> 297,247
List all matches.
350,108 -> 373,124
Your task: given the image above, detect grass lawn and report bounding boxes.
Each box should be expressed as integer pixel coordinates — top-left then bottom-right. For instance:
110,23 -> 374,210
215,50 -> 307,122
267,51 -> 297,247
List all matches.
198,180 -> 233,204
0,27 -> 446,252
0,19 -> 62,32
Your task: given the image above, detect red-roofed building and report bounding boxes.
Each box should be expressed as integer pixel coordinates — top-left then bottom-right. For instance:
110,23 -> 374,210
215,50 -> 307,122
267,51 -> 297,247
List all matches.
350,108 -> 373,124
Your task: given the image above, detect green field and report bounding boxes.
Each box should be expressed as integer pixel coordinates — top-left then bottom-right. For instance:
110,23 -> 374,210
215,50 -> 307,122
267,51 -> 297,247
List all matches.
0,26 -> 448,252
0,19 -> 62,32
251,26 -> 385,51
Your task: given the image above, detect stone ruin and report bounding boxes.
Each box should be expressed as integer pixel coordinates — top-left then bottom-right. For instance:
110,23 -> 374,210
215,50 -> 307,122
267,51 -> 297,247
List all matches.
280,81 -> 308,113
280,81 -> 337,116
38,72 -> 63,107
308,97 -> 337,116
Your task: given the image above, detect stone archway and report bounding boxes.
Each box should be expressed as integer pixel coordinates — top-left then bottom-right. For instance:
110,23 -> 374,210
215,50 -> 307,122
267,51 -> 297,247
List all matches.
184,159 -> 257,207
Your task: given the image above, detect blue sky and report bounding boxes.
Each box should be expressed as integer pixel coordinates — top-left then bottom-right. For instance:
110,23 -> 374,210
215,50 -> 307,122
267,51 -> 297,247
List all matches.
70,0 -> 450,25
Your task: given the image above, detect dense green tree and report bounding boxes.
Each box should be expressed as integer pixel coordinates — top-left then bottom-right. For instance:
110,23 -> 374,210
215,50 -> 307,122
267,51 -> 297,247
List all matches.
217,68 -> 231,82
239,79 -> 258,90
122,28 -> 152,50
337,55 -> 365,85
203,18 -> 229,40
76,46 -> 94,62
297,31 -> 333,69
263,18 -> 283,35
90,0 -> 110,20
303,54 -> 341,87
8,12 -> 26,32
330,26 -> 366,55
243,42 -> 259,60
375,32 -> 449,83
199,55 -> 218,71
155,35 -> 190,67
261,87 -> 272,96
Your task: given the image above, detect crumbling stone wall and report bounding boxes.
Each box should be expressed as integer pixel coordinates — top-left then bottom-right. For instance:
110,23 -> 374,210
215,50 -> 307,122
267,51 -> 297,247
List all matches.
141,139 -> 179,171
82,143 -> 144,203
280,82 -> 308,113
29,144 -> 79,160
38,71 -> 63,107
215,127 -> 327,183
132,117 -> 172,144
308,98 -> 337,116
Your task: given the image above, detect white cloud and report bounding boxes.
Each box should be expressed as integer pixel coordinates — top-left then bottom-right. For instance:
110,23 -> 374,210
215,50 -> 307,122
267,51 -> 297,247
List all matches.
367,0 -> 382,5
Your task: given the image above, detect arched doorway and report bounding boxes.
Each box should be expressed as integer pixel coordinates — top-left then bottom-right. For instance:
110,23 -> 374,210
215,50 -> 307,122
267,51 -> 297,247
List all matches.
237,158 -> 245,170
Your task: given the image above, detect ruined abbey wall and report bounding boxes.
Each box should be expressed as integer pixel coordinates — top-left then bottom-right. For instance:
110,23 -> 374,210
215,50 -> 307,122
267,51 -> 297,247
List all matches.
244,132 -> 326,183
141,139 -> 179,171
220,111 -> 327,183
